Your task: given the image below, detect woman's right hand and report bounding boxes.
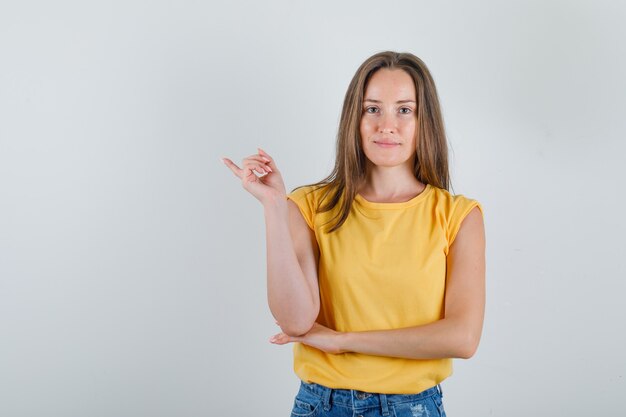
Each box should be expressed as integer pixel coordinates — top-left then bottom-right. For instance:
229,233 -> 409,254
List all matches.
221,147 -> 286,206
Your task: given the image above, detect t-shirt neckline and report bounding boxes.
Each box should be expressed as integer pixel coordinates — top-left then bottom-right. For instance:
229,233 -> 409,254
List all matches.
354,183 -> 432,209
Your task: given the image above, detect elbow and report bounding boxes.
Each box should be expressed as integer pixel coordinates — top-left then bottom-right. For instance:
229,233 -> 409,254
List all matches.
457,331 -> 481,359
270,294 -> 320,337
282,320 -> 315,337
280,306 -> 319,337
458,345 -> 477,360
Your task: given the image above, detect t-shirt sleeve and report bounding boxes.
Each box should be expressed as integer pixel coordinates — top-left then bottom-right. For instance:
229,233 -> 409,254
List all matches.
286,187 -> 315,230
446,195 -> 484,252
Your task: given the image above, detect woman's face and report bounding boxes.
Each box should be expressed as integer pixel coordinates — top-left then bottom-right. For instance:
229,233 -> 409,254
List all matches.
360,68 -> 417,170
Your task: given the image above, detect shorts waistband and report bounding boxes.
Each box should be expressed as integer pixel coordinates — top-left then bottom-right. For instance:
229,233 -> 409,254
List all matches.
299,380 -> 443,415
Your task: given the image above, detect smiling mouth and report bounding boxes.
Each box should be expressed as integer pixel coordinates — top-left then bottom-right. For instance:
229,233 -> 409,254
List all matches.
374,141 -> 400,147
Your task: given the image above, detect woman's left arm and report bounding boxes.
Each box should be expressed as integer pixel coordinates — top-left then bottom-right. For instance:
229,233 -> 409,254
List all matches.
270,206 -> 485,360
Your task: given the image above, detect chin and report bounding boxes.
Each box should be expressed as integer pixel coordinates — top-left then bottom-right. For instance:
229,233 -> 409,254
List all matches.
368,159 -> 408,168
365,153 -> 408,165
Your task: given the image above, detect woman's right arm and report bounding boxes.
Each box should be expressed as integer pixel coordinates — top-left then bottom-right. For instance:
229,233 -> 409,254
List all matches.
222,148 -> 320,337
264,197 -> 320,337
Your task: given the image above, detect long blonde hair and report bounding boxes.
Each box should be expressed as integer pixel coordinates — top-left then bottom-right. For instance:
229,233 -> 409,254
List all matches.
294,51 -> 450,233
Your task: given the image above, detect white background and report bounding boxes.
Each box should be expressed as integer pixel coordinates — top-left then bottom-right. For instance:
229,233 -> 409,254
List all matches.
1,1 -> 625,415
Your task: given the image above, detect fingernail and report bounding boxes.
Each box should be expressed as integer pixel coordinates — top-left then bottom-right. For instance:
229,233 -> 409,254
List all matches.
262,156 -> 271,162
220,157 -> 226,164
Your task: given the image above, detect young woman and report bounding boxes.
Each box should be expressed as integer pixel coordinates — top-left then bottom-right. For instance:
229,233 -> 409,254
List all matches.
222,51 -> 485,417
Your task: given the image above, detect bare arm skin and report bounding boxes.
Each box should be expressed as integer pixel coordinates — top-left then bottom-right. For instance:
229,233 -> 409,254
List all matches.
222,148 -> 320,337
270,206 -> 485,359
264,197 -> 320,337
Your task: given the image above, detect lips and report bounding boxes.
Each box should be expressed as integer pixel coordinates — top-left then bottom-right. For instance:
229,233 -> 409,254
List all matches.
374,137 -> 400,145
374,140 -> 400,147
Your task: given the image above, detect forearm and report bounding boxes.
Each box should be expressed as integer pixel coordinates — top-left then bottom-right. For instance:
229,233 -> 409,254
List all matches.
264,197 -> 316,336
337,318 -> 479,360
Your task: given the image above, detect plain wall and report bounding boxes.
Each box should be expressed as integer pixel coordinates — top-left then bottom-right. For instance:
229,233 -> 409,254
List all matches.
1,0 -> 625,415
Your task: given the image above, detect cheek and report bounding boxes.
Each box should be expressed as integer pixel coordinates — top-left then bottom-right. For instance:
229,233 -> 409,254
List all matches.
402,120 -> 417,139
360,121 -> 373,144
401,117 -> 416,128
360,118 -> 374,134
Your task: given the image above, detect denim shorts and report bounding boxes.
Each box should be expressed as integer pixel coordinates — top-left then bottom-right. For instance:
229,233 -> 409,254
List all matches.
290,379 -> 446,417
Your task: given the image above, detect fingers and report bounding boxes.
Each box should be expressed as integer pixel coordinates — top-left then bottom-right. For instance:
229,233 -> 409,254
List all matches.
221,148 -> 277,180
221,156 -> 270,178
241,165 -> 259,184
244,152 -> 273,173
242,158 -> 272,175
245,155 -> 273,169
269,332 -> 291,345
257,148 -> 278,172
221,157 -> 243,178
270,321 -> 290,344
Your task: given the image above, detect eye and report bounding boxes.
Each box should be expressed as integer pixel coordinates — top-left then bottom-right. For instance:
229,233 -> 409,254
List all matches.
364,106 -> 379,114
399,107 -> 413,114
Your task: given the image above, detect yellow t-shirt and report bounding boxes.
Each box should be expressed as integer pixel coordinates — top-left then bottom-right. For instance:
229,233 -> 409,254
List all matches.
286,182 -> 484,394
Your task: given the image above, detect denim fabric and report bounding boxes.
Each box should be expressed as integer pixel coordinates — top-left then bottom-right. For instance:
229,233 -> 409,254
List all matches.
290,380 -> 446,417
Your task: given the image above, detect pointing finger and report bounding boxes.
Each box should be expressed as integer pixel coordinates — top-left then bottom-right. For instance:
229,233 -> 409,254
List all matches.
221,157 -> 243,178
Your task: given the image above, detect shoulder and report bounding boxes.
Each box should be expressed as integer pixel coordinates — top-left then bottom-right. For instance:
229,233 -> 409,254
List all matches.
288,184 -> 323,199
286,183 -> 332,230
287,183 -> 332,205
428,185 -> 484,254
429,185 -> 483,218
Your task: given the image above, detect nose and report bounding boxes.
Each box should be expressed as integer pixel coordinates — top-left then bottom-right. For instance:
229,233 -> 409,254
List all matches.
378,112 -> 396,134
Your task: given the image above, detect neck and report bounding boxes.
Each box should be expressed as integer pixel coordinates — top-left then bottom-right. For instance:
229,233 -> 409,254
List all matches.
358,162 -> 424,200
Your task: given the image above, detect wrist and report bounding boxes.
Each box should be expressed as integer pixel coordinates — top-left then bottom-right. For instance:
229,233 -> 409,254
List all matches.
336,331 -> 353,354
263,193 -> 289,212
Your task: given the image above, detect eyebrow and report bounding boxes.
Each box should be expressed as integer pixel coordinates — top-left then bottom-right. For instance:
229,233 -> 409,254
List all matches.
364,99 -> 416,104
